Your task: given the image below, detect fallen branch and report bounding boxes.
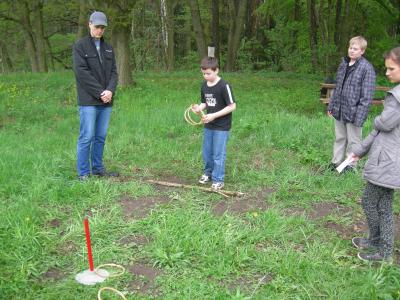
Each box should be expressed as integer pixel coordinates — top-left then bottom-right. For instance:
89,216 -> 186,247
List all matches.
146,180 -> 244,198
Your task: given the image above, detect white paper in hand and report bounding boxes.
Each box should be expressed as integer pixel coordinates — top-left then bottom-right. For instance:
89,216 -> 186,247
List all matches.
336,156 -> 354,173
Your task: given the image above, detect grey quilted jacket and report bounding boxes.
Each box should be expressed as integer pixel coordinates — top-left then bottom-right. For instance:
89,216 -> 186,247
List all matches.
352,84 -> 400,189
328,56 -> 376,127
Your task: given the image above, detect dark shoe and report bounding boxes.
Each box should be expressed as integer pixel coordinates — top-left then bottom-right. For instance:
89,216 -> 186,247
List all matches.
78,175 -> 90,181
357,252 -> 391,263
93,170 -> 120,177
352,237 -> 375,250
327,163 -> 337,171
342,165 -> 355,174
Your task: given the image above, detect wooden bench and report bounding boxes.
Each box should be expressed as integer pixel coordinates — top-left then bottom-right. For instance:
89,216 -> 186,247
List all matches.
320,83 -> 390,105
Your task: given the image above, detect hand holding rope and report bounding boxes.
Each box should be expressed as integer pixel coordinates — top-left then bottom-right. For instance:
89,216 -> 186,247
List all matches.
184,104 -> 205,125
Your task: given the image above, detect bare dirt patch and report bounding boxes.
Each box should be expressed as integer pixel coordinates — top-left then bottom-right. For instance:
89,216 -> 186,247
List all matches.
212,197 -> 269,216
283,207 -> 308,217
119,234 -> 152,248
120,196 -> 170,219
42,267 -> 64,281
57,241 -> 78,255
219,273 -> 274,293
251,154 -> 269,170
324,214 -> 400,239
48,218 -> 62,228
0,115 -> 16,129
212,187 -> 274,216
308,202 -> 352,220
324,221 -> 352,238
128,262 -> 163,296
252,187 -> 276,201
283,202 -> 351,220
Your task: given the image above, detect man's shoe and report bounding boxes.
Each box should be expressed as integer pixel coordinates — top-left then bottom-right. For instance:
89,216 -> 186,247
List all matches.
93,170 -> 120,177
199,174 -> 211,184
357,252 -> 391,263
352,237 -> 374,250
342,165 -> 355,174
211,182 -> 224,190
78,175 -> 90,181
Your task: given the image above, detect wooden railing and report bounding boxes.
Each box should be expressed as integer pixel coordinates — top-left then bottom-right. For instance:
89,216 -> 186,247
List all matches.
320,83 -> 390,105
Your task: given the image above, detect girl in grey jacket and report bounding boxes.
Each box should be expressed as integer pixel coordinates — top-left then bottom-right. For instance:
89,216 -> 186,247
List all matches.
351,47 -> 400,262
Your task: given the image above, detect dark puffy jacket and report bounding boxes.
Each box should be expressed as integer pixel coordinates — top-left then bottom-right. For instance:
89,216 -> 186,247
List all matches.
73,36 -> 118,106
353,85 -> 400,189
328,56 -> 376,127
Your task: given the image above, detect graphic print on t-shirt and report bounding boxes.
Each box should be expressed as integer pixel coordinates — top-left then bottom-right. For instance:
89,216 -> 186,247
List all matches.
205,93 -> 216,107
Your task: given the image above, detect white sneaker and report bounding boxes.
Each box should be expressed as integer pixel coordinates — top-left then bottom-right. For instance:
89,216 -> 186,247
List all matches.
211,182 -> 224,190
198,174 -> 210,184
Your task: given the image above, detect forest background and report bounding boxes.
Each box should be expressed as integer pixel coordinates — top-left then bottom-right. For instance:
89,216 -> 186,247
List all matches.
0,0 -> 399,87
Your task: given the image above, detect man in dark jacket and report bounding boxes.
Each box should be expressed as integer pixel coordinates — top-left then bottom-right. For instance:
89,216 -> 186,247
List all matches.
73,11 -> 118,181
327,36 -> 376,173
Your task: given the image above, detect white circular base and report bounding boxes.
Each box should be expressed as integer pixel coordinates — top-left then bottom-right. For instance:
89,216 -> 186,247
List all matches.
75,269 -> 109,285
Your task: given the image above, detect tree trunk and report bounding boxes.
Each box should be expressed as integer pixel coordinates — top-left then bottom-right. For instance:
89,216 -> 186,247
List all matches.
45,37 -> 55,71
160,0 -> 168,69
77,0 -> 88,39
18,1 -> 39,72
324,0 -> 339,77
397,0 -> 400,37
113,26 -> 134,87
307,0 -> 318,72
211,0 -> 220,60
245,0 -> 260,39
0,41 -> 13,73
187,0 -> 207,59
334,0 -> 342,48
160,0 -> 177,71
225,0 -> 247,72
166,14 -> 175,71
291,0 -> 301,52
184,8 -> 192,57
32,0 -> 48,72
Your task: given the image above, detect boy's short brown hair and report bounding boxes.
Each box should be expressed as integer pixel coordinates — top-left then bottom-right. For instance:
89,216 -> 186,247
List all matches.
201,57 -> 219,71
349,36 -> 368,51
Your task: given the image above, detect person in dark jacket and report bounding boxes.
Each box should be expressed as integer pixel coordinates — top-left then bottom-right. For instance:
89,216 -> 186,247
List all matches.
73,11 -> 118,181
350,47 -> 400,262
327,36 -> 376,173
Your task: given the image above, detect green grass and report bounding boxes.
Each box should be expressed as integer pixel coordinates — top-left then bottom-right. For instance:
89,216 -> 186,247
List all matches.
0,71 -> 399,299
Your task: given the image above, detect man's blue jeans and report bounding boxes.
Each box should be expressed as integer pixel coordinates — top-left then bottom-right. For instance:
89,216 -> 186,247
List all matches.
77,106 -> 112,176
202,128 -> 230,183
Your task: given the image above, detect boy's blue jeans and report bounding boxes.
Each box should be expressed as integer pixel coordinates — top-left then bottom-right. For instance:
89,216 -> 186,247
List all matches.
77,106 -> 112,176
202,128 -> 230,183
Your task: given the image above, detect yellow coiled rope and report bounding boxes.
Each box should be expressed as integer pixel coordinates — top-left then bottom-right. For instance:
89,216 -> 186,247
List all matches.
184,104 -> 205,125
96,264 -> 127,300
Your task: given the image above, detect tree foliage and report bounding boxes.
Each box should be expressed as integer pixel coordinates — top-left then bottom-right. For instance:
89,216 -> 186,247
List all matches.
0,0 -> 398,80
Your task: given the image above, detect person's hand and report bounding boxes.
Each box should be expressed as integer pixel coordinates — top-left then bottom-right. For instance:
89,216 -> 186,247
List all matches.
350,153 -> 360,162
101,90 -> 113,103
191,104 -> 201,113
327,110 -> 332,117
202,113 -> 216,123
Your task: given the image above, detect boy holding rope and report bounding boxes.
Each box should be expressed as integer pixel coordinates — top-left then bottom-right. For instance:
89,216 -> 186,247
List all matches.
192,55 -> 236,190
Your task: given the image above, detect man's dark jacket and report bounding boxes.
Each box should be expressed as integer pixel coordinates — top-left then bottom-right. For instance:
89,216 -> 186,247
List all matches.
328,56 -> 376,127
73,36 -> 118,106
